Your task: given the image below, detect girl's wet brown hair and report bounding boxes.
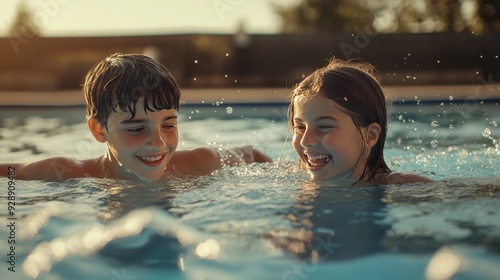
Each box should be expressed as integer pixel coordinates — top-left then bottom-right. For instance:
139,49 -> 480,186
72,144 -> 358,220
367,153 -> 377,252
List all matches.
288,58 -> 390,181
84,53 -> 181,129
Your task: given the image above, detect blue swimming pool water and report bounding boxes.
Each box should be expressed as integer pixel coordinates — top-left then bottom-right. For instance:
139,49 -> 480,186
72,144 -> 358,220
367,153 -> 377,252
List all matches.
0,100 -> 499,280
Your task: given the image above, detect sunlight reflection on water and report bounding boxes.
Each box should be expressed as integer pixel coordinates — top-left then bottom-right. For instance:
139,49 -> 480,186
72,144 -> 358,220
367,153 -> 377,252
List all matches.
0,102 -> 499,279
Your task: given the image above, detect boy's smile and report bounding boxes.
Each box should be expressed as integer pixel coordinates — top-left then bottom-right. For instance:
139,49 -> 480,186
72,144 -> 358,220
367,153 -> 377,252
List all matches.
136,154 -> 167,167
99,98 -> 178,180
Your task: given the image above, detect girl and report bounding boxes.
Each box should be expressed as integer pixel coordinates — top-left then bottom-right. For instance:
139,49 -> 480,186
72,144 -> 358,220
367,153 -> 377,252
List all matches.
289,58 -> 431,185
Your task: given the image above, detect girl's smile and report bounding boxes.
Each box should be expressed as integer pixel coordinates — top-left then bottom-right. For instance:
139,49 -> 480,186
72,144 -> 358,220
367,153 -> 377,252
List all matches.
292,94 -> 367,182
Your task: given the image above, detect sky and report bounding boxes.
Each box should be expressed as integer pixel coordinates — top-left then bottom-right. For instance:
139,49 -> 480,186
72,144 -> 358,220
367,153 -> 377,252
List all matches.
0,0 -> 299,37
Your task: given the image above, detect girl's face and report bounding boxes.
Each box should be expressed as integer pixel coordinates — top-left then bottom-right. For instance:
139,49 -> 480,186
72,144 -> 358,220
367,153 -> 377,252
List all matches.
292,94 -> 367,182
102,98 -> 178,180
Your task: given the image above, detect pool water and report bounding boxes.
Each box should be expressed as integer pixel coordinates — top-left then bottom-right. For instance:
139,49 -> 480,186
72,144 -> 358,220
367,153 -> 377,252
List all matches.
0,100 -> 499,280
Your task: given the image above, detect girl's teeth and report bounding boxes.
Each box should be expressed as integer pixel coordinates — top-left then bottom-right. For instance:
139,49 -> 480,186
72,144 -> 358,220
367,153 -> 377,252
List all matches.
140,155 -> 162,162
308,155 -> 330,160
307,155 -> 331,166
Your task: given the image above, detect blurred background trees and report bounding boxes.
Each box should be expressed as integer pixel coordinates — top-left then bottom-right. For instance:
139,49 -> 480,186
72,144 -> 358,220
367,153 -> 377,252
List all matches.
7,0 -> 500,37
7,1 -> 41,39
274,0 -> 500,34
2,0 -> 498,90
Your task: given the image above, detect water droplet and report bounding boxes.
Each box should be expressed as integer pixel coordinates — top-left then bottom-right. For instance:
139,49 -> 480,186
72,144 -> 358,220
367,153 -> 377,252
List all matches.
480,55 -> 483,58
195,239 -> 221,260
437,60 -> 440,64
215,102 -> 220,106
431,120 -> 439,127
226,107 -> 233,114
193,77 -> 197,81
195,110 -> 200,113
194,60 -> 198,63
398,115 -> 403,121
430,129 -> 439,136
482,128 -> 492,137
225,53 -> 229,56
397,137 -> 402,145
234,80 -> 238,83
449,96 -> 453,101
224,74 -> 228,78
431,140 -> 439,148
449,124 -> 454,129
491,120 -> 498,127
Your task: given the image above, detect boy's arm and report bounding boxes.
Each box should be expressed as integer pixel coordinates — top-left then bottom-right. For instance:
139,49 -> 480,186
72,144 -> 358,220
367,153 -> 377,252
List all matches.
167,146 -> 272,176
219,145 -> 273,166
0,157 -> 83,182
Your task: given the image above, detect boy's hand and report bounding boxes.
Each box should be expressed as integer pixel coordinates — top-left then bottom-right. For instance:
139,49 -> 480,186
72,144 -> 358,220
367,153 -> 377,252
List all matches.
230,145 -> 272,164
168,146 -> 272,177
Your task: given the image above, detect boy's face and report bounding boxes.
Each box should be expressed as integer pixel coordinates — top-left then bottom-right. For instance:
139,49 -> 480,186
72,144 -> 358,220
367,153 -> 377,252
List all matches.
102,98 -> 178,180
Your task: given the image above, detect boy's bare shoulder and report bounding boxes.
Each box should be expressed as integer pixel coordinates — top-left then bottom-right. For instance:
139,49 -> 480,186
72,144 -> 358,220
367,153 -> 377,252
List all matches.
3,156 -> 105,181
167,147 -> 221,176
23,157 -> 86,181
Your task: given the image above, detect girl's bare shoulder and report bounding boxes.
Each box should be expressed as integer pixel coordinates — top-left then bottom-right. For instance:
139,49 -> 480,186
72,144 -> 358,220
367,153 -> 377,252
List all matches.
376,172 -> 433,185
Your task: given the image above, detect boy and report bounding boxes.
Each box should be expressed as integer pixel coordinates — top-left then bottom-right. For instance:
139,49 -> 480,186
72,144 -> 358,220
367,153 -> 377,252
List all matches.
0,53 -> 272,181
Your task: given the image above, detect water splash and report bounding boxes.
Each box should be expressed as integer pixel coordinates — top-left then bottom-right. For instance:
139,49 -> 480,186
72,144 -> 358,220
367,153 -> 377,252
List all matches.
22,206 -> 211,278
431,140 -> 439,148
483,128 -> 492,138
425,246 -> 461,280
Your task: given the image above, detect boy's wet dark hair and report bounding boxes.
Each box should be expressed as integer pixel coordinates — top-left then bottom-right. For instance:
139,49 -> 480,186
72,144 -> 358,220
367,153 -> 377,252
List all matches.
289,58 -> 390,181
84,53 -> 181,128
